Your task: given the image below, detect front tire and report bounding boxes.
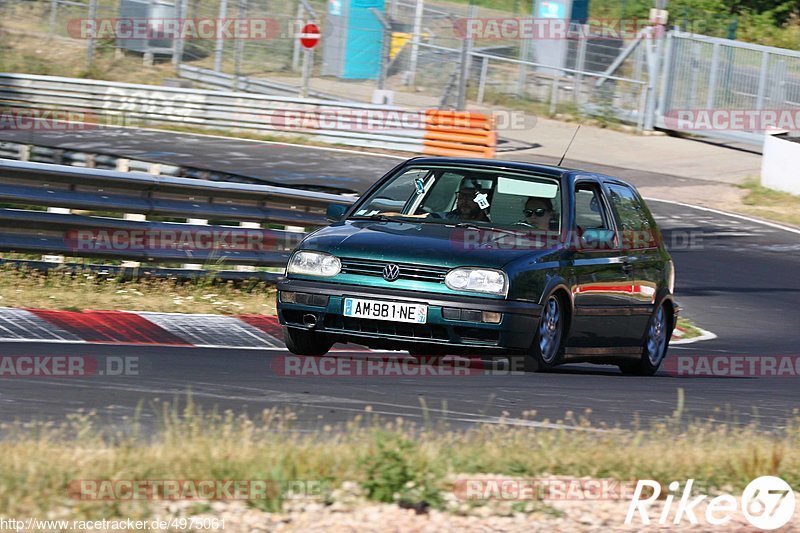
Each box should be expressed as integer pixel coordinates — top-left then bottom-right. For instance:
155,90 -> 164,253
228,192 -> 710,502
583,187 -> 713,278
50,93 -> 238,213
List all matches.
284,327 -> 333,356
523,294 -> 565,372
619,303 -> 670,376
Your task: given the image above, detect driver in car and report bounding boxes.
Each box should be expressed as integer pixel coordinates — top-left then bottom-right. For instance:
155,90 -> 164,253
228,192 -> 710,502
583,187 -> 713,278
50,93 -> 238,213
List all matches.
433,178 -> 493,223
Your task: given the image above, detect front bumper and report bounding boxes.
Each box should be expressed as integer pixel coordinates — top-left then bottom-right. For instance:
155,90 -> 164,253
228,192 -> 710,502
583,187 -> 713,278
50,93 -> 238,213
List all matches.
276,278 -> 543,353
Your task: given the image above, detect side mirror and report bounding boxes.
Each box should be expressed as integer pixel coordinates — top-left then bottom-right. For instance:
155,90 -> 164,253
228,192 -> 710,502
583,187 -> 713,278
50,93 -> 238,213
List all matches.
579,228 -> 616,250
326,203 -> 348,223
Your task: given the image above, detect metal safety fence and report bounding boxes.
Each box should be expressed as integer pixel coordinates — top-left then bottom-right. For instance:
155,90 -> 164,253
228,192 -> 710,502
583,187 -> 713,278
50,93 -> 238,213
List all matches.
656,31 -> 800,145
0,158 -> 355,276
4,0 -> 799,145
0,73 -> 496,156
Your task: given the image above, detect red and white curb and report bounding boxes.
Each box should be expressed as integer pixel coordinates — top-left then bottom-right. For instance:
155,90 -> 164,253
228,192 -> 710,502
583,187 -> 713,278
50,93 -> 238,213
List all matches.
0,307 -> 285,349
0,307 -> 705,350
670,324 -> 718,345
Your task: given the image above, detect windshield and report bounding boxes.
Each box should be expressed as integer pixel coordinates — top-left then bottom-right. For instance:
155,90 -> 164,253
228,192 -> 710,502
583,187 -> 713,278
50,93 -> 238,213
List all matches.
351,166 -> 562,232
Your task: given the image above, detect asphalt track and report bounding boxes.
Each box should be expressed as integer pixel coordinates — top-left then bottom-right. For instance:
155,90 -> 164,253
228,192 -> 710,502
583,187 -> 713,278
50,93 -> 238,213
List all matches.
0,128 -> 798,431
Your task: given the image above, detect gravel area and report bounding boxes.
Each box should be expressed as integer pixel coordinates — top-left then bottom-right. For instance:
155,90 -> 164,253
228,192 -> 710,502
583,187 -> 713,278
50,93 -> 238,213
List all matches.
142,478 -> 799,532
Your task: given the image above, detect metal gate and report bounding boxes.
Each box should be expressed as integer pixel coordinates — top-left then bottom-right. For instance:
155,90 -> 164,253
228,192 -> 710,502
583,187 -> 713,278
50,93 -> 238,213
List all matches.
656,31 -> 800,145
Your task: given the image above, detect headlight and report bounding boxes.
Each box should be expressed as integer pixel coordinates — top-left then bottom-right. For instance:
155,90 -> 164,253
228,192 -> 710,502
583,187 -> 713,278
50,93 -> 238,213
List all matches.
287,251 -> 341,277
445,268 -> 507,295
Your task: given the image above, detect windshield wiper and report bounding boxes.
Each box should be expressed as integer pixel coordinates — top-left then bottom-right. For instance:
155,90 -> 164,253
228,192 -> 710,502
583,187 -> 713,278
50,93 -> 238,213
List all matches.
452,221 -> 522,236
351,213 -> 418,222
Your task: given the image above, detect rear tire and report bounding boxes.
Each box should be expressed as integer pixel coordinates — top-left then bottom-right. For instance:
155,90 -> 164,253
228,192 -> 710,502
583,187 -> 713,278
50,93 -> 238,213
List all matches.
523,293 -> 565,372
618,303 -> 670,376
284,327 -> 333,356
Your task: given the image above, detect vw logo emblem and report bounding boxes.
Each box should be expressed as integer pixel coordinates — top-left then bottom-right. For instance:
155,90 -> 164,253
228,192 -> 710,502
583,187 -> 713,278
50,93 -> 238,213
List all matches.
382,263 -> 400,281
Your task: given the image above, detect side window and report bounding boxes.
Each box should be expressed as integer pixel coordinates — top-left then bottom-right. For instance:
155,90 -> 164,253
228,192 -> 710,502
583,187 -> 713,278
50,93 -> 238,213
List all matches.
574,187 -> 608,230
605,183 -> 657,249
574,183 -> 617,250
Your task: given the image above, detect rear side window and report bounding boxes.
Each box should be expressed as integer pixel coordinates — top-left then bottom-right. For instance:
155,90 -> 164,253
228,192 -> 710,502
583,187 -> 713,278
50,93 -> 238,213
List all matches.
606,183 -> 657,249
575,188 -> 608,230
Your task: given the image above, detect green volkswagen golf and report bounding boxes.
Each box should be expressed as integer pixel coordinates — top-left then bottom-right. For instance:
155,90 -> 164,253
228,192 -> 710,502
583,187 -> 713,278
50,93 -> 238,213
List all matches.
277,157 -> 677,375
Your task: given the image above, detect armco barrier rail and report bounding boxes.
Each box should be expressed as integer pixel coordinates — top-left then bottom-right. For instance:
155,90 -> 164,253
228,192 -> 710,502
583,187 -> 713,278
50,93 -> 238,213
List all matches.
0,159 -> 356,270
0,73 -> 496,157
177,64 -> 342,101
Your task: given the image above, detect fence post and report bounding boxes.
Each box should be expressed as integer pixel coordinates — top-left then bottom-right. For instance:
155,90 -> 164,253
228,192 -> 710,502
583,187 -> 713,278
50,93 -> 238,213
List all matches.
574,26 -> 587,106
233,0 -> 247,89
643,28 -> 664,131
121,213 -> 147,268
655,31 -> 674,119
172,0 -> 186,68
236,221 -> 260,272
706,42 -> 720,109
214,0 -> 229,72
292,1 -> 304,71
48,0 -> 58,38
369,8 -> 391,91
456,5 -> 477,110
755,51 -> 770,111
549,75 -> 559,115
85,0 -> 98,70
44,207 -> 70,264
476,56 -> 489,105
183,219 -> 208,270
405,0 -> 424,87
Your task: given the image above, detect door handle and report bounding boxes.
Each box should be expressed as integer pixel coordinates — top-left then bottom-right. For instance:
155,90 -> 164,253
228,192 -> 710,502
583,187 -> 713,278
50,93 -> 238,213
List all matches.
622,261 -> 633,274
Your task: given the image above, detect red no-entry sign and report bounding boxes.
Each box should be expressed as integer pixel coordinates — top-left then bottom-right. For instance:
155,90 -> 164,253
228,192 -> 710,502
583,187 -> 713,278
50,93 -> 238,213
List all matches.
300,23 -> 321,49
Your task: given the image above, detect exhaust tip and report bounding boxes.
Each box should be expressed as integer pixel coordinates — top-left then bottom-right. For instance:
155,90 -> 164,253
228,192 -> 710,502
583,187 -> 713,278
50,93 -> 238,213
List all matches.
302,314 -> 317,329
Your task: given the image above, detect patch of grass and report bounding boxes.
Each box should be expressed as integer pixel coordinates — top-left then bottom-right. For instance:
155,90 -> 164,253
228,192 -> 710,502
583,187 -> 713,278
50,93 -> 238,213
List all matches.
0,398 -> 798,518
737,178 -> 800,227
676,317 -> 704,340
0,265 -> 276,315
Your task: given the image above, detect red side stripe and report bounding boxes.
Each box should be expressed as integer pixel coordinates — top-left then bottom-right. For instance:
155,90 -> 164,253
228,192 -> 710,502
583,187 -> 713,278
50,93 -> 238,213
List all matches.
28,309 -> 190,345
238,314 -> 284,340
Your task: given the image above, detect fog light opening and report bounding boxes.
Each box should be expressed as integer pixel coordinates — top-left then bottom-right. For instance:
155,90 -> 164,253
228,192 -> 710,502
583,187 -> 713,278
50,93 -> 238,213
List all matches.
281,291 -> 297,304
482,311 -> 502,324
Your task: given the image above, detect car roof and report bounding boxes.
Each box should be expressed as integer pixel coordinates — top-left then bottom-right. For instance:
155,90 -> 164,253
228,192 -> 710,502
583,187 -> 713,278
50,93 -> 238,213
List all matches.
404,157 -> 638,191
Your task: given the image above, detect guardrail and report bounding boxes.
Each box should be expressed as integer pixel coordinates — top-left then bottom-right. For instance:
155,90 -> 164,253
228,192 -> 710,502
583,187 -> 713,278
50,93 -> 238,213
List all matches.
0,159 -> 357,274
0,73 -> 496,157
177,65 -> 341,101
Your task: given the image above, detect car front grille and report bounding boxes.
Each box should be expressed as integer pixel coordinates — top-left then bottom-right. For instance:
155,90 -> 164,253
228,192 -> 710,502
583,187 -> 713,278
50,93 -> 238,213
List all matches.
326,315 -> 449,341
339,258 -> 448,283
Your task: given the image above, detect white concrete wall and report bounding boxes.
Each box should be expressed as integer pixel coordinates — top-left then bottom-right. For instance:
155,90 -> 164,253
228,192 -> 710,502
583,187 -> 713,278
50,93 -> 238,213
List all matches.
761,134 -> 800,196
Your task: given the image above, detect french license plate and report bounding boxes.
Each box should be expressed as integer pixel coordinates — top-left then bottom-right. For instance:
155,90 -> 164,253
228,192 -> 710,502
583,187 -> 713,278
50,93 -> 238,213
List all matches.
343,298 -> 428,324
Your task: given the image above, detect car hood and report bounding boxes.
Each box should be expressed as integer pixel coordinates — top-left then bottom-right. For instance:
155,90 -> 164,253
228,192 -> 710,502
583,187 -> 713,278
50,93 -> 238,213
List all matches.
300,220 -> 551,269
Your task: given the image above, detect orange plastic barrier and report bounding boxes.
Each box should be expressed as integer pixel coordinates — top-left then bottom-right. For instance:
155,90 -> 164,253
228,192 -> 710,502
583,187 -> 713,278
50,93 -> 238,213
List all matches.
422,110 -> 496,158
